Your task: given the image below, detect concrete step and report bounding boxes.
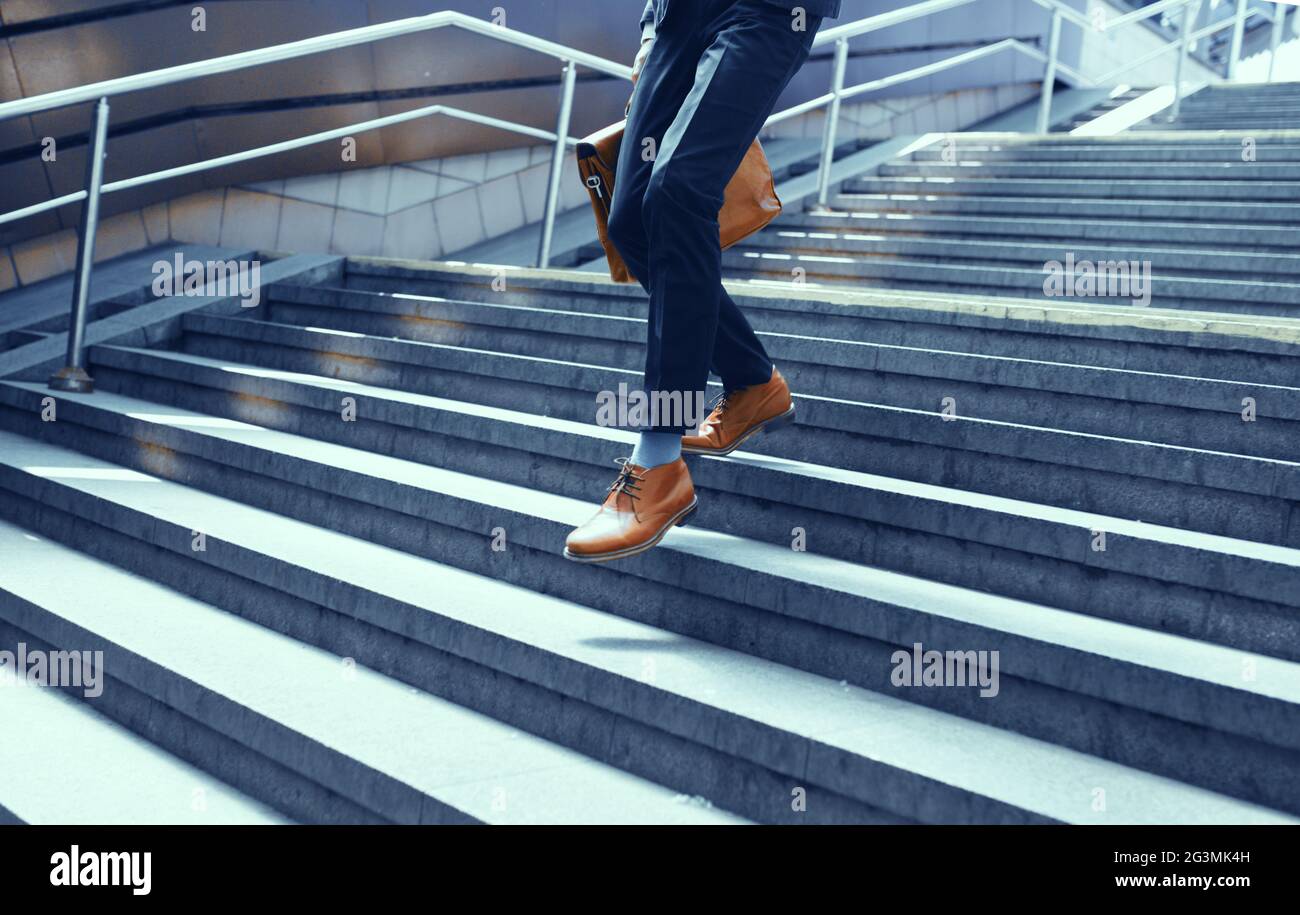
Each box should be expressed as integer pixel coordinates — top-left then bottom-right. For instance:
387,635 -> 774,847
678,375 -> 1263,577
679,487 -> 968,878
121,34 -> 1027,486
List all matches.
176,308 -> 1300,462
881,161 -> 1300,181
73,343 -> 1300,549
772,210 -> 1295,251
910,144 -> 1300,162
828,191 -> 1300,224
1161,124 -> 1300,133
722,249 -> 1300,316
0,600 -> 288,825
844,175 -> 1300,202
1188,84 -> 1300,95
9,358 -> 1300,665
0,502 -> 742,826
1,329 -> 50,353
1,415 -> 1298,819
259,284 -> 1300,421
0,244 -> 256,341
1144,119 -> 1300,130
740,228 -> 1300,278
1173,104 -> 1300,114
340,261 -> 1300,389
950,128 -> 1300,142
1177,104 -> 1300,115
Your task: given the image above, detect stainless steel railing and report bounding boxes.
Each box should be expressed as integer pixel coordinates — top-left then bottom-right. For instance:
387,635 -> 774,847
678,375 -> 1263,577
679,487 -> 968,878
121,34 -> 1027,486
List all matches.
0,10 -> 631,391
807,0 -> 1266,205
0,1 -> 1269,392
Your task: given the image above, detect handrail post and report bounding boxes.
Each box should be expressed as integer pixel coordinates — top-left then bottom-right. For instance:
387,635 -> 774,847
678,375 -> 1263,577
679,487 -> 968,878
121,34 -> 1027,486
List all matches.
815,36 -> 850,208
1035,7 -> 1063,134
1227,0 -> 1248,80
1170,0 -> 1199,121
49,97 -> 110,394
537,60 -> 577,269
1267,2 -> 1287,83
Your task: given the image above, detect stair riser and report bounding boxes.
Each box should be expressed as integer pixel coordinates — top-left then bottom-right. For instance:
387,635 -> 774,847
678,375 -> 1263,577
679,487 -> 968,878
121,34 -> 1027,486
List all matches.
910,147 -> 1300,162
3,430 -> 1298,817
1172,114 -> 1300,121
771,213 -> 1292,251
1177,107 -> 1300,115
266,300 -> 644,368
1140,123 -> 1300,132
340,273 -> 1300,383
829,194 -> 1300,223
738,232 -> 1300,277
214,312 -> 1300,460
882,164 -> 1300,180
0,598 -> 428,826
85,348 -> 1300,548
845,178 -> 1300,202
722,254 -> 1300,316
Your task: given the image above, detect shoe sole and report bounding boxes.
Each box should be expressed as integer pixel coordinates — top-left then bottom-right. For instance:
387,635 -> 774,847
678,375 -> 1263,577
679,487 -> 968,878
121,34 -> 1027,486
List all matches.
681,404 -> 796,457
562,496 -> 699,564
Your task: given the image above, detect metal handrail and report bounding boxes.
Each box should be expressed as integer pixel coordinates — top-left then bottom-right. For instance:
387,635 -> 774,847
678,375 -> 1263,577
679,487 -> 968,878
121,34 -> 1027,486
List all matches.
0,103 -> 569,228
812,0 -> 981,45
0,0 -> 1266,392
0,9 -> 634,392
0,11 -> 630,121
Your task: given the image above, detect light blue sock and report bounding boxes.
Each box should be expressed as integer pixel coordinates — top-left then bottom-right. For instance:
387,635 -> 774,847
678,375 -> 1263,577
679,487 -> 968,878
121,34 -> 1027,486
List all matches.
629,431 -> 682,469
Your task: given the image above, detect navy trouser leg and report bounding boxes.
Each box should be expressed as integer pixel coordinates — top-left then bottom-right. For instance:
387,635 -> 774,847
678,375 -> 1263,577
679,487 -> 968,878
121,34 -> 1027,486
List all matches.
607,0 -> 821,434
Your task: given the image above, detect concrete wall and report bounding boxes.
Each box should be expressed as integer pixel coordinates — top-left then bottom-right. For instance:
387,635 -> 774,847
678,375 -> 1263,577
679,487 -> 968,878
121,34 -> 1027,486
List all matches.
1073,0 -> 1223,88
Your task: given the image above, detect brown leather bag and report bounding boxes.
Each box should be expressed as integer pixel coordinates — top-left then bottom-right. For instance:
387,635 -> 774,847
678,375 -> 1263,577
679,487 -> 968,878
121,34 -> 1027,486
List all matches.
576,120 -> 782,283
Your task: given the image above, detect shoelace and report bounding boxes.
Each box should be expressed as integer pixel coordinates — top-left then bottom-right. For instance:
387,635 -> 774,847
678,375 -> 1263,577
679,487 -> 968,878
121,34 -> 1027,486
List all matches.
707,391 -> 730,416
607,457 -> 645,503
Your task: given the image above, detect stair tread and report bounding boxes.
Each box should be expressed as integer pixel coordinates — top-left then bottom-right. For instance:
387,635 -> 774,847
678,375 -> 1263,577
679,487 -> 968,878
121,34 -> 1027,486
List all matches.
757,229 -> 1300,262
832,191 -> 1300,210
731,249 -> 1300,290
782,212 -> 1298,231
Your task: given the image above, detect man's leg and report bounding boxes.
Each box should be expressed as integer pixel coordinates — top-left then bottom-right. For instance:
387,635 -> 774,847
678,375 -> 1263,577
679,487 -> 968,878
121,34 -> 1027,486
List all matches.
606,14 -> 712,469
565,2 -> 822,563
640,0 -> 821,434
606,17 -> 703,291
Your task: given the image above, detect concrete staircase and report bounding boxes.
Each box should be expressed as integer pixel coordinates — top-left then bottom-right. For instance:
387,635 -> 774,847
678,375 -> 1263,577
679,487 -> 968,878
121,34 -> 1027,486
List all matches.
1142,81 -> 1300,131
2,253 -> 1298,824
721,82 -> 1300,316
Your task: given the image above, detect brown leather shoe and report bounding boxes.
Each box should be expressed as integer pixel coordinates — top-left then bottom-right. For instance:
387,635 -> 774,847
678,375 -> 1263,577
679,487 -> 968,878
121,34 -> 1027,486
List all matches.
682,367 -> 795,456
564,457 -> 697,563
